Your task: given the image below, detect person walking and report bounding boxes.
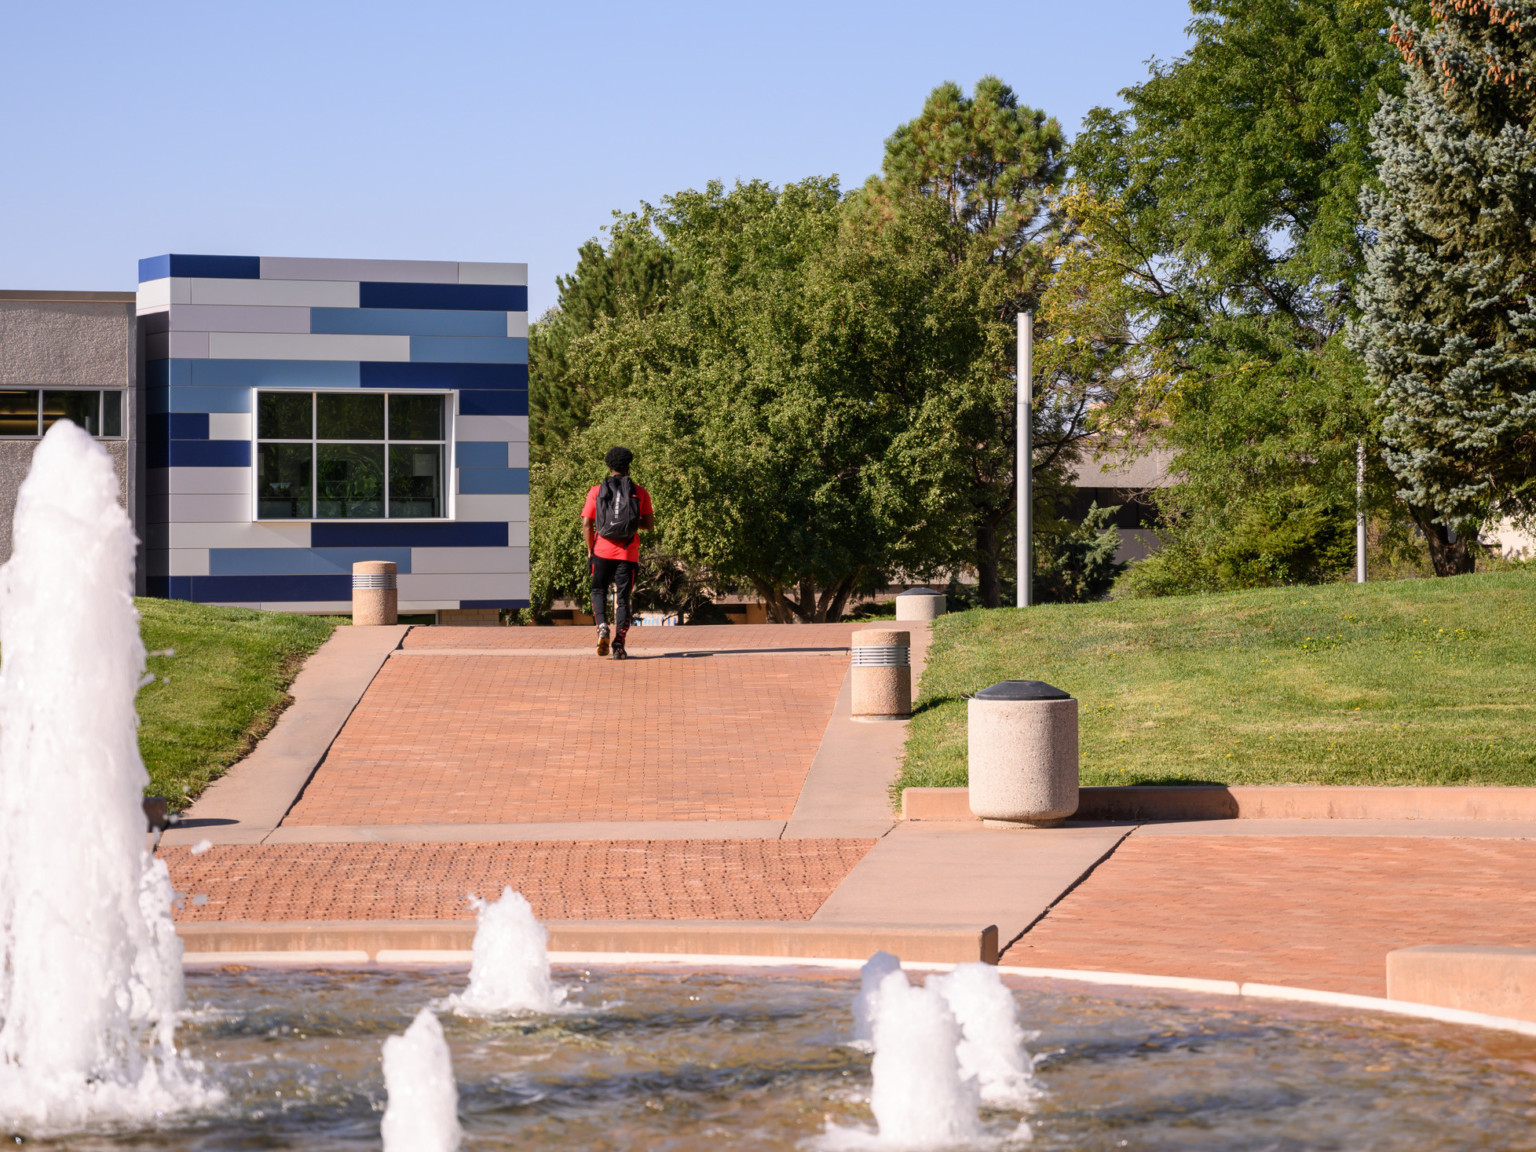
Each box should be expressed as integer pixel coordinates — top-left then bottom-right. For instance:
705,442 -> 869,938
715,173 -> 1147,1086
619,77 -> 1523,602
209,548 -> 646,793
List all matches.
582,446 -> 654,659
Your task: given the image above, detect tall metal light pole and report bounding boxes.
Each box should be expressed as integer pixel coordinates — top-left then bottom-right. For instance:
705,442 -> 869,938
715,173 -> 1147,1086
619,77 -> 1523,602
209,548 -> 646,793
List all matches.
1356,441 -> 1367,583
1017,312 -> 1033,607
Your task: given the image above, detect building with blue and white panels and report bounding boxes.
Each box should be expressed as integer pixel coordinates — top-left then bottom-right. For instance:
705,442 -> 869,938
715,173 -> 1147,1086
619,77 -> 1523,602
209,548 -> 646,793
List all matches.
137,254 -> 529,618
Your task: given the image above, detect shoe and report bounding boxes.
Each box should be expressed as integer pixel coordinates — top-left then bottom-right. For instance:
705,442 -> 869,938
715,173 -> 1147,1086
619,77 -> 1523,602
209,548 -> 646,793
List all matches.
596,625 -> 610,657
612,638 -> 628,660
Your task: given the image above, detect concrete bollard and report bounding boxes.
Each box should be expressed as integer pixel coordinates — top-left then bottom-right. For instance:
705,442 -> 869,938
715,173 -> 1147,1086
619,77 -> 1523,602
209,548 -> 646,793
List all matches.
352,561 -> 398,626
851,628 -> 911,720
895,587 -> 947,621
968,680 -> 1078,827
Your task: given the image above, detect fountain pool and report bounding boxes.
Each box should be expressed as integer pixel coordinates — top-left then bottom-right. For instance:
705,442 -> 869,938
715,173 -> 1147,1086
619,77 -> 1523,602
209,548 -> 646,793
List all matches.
11,963 -> 1533,1150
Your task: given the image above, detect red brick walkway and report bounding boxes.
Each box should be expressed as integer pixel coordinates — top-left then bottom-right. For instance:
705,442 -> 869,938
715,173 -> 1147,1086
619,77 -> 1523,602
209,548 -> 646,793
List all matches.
1008,835 -> 1536,995
165,839 -> 875,922
285,646 -> 848,825
400,623 -> 861,650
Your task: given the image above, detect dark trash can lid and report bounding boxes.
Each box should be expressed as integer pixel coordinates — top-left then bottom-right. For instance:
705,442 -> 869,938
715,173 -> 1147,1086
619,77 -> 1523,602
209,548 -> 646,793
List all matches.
975,680 -> 1071,701
898,587 -> 942,596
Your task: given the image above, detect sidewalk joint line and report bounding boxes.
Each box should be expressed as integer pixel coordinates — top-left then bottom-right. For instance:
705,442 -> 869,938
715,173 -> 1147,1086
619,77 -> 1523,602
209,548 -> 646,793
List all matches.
997,824 -> 1141,959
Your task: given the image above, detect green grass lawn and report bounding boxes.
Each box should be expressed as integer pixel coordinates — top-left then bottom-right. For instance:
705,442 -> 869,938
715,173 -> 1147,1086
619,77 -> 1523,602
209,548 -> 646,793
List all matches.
136,599 -> 342,807
898,570 -> 1536,797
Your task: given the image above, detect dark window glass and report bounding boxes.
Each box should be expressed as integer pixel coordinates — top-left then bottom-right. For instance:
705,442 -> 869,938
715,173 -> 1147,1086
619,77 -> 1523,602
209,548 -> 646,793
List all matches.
259,391 -> 312,440
43,390 -> 99,436
257,443 -> 313,519
389,444 -> 443,518
316,443 -> 385,518
389,394 -> 443,441
0,391 -> 37,437
317,393 -> 384,441
101,391 -> 123,438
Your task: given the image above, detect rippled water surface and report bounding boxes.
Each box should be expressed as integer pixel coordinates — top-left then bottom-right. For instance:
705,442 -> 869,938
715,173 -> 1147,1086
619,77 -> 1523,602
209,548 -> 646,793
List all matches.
23,965 -> 1536,1150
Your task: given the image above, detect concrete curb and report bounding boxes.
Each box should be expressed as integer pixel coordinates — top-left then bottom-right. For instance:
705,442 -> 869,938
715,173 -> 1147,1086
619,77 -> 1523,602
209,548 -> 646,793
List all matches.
176,919 -> 999,964
902,785 -> 1536,823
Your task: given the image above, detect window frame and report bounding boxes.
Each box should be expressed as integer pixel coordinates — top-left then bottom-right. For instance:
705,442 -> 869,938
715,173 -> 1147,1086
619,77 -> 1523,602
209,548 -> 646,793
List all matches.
0,388 -> 126,440
251,387 -> 456,523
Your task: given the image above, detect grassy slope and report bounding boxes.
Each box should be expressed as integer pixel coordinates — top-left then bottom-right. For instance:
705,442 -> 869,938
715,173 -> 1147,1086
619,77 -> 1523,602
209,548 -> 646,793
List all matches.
899,570 -> 1536,795
136,599 -> 342,807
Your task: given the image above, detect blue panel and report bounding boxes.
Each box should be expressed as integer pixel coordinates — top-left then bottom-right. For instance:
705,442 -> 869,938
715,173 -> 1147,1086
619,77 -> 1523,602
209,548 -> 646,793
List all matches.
360,282 -> 527,312
148,576 -> 194,601
458,390 -> 529,416
458,468 -> 528,495
153,413 -> 209,441
139,254 -> 260,281
191,359 -> 361,389
209,546 -> 413,576
454,441 -> 507,469
147,386 -> 253,415
310,520 -> 508,548
150,439 -> 251,469
461,599 -> 530,610
311,308 -> 508,337
410,336 -> 528,364
188,574 -> 352,602
145,359 -> 193,389
360,362 -> 523,390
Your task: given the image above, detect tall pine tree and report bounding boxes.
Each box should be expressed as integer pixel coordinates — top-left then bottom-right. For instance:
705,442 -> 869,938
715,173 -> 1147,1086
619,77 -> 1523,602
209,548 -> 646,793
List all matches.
1352,0 -> 1536,573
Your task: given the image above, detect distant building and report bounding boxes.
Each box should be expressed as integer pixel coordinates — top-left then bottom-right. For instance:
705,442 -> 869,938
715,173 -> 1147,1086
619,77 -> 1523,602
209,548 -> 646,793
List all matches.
1067,447 -> 1174,564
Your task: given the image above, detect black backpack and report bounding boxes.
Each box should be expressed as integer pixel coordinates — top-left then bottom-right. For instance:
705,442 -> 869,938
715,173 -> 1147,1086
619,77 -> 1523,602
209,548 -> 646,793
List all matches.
594,475 -> 640,544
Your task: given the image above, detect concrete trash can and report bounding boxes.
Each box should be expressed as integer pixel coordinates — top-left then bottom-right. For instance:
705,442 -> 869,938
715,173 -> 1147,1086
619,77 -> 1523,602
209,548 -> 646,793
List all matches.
968,680 -> 1078,827
851,628 -> 911,720
352,561 -> 398,626
895,587 -> 947,621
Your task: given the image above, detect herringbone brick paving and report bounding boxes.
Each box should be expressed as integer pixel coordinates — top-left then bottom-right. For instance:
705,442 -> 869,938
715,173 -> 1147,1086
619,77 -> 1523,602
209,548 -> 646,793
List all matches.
1007,835 -> 1536,996
284,649 -> 848,825
164,839 -> 874,922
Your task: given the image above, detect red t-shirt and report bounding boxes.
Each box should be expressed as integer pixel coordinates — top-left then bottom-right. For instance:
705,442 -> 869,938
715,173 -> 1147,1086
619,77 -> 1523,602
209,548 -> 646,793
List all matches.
583,480 -> 653,562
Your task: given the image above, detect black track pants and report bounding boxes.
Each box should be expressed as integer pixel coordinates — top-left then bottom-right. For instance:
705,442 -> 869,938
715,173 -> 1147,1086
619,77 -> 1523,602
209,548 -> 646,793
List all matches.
590,557 -> 635,631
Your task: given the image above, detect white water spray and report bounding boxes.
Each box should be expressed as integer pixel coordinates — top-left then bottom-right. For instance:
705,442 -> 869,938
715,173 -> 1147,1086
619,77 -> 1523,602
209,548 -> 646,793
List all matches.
0,423 -> 216,1133
382,1008 -> 462,1152
442,887 -> 568,1015
931,963 -> 1041,1110
867,969 -> 981,1146
850,950 -> 902,1051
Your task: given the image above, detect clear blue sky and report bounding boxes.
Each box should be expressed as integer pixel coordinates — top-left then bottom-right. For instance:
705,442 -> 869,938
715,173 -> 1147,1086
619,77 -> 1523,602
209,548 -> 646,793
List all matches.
1,1 -> 1193,316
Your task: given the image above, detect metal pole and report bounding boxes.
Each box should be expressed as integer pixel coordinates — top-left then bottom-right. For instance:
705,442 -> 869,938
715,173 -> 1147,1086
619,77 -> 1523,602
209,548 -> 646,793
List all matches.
1356,441 -> 1367,584
1017,313 -> 1033,607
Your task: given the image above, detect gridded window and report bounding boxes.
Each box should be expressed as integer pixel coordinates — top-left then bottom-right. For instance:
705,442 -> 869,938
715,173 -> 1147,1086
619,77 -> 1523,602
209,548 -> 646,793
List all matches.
255,391 -> 447,520
0,390 -> 123,437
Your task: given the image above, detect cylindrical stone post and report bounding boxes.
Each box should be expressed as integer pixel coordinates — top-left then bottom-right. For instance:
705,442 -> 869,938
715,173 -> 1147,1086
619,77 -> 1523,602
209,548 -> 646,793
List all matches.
895,587 -> 947,622
352,561 -> 398,626
968,680 -> 1079,827
851,628 -> 912,720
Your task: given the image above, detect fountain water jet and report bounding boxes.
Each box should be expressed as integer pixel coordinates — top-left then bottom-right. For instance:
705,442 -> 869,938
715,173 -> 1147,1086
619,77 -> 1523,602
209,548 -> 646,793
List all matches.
850,950 -> 901,1051
931,963 -> 1041,1110
382,1008 -> 462,1152
0,423 -> 216,1134
442,887 -> 568,1016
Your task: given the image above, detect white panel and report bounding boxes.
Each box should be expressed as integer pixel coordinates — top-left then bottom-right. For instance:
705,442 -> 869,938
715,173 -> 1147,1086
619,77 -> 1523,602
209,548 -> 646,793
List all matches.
169,304 -> 310,334
150,467 -> 251,495
257,601 -> 351,613
409,547 -> 530,575
207,412 -> 253,440
137,277 -> 170,314
208,332 -> 410,362
508,520 -> 529,548
459,262 -> 528,286
147,548 -> 210,577
168,331 -> 209,358
397,573 -> 528,600
506,441 -> 528,469
456,414 -> 528,442
398,600 -> 458,611
168,493 -> 251,522
188,278 -> 360,308
453,494 -> 521,521
506,311 -> 529,338
262,257 -> 457,283
148,522 -> 310,549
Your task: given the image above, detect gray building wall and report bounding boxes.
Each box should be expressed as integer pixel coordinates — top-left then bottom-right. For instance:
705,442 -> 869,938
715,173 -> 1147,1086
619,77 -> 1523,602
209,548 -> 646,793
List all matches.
0,292 -> 139,580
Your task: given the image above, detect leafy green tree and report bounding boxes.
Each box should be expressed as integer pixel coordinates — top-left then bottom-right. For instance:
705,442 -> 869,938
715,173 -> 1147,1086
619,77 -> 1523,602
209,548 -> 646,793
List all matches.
1351,0 -> 1536,574
1071,0 -> 1426,591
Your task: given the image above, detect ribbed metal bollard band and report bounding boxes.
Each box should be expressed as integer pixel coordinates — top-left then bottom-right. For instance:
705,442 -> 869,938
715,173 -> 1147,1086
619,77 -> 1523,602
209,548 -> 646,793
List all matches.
352,572 -> 397,590
850,643 -> 910,667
